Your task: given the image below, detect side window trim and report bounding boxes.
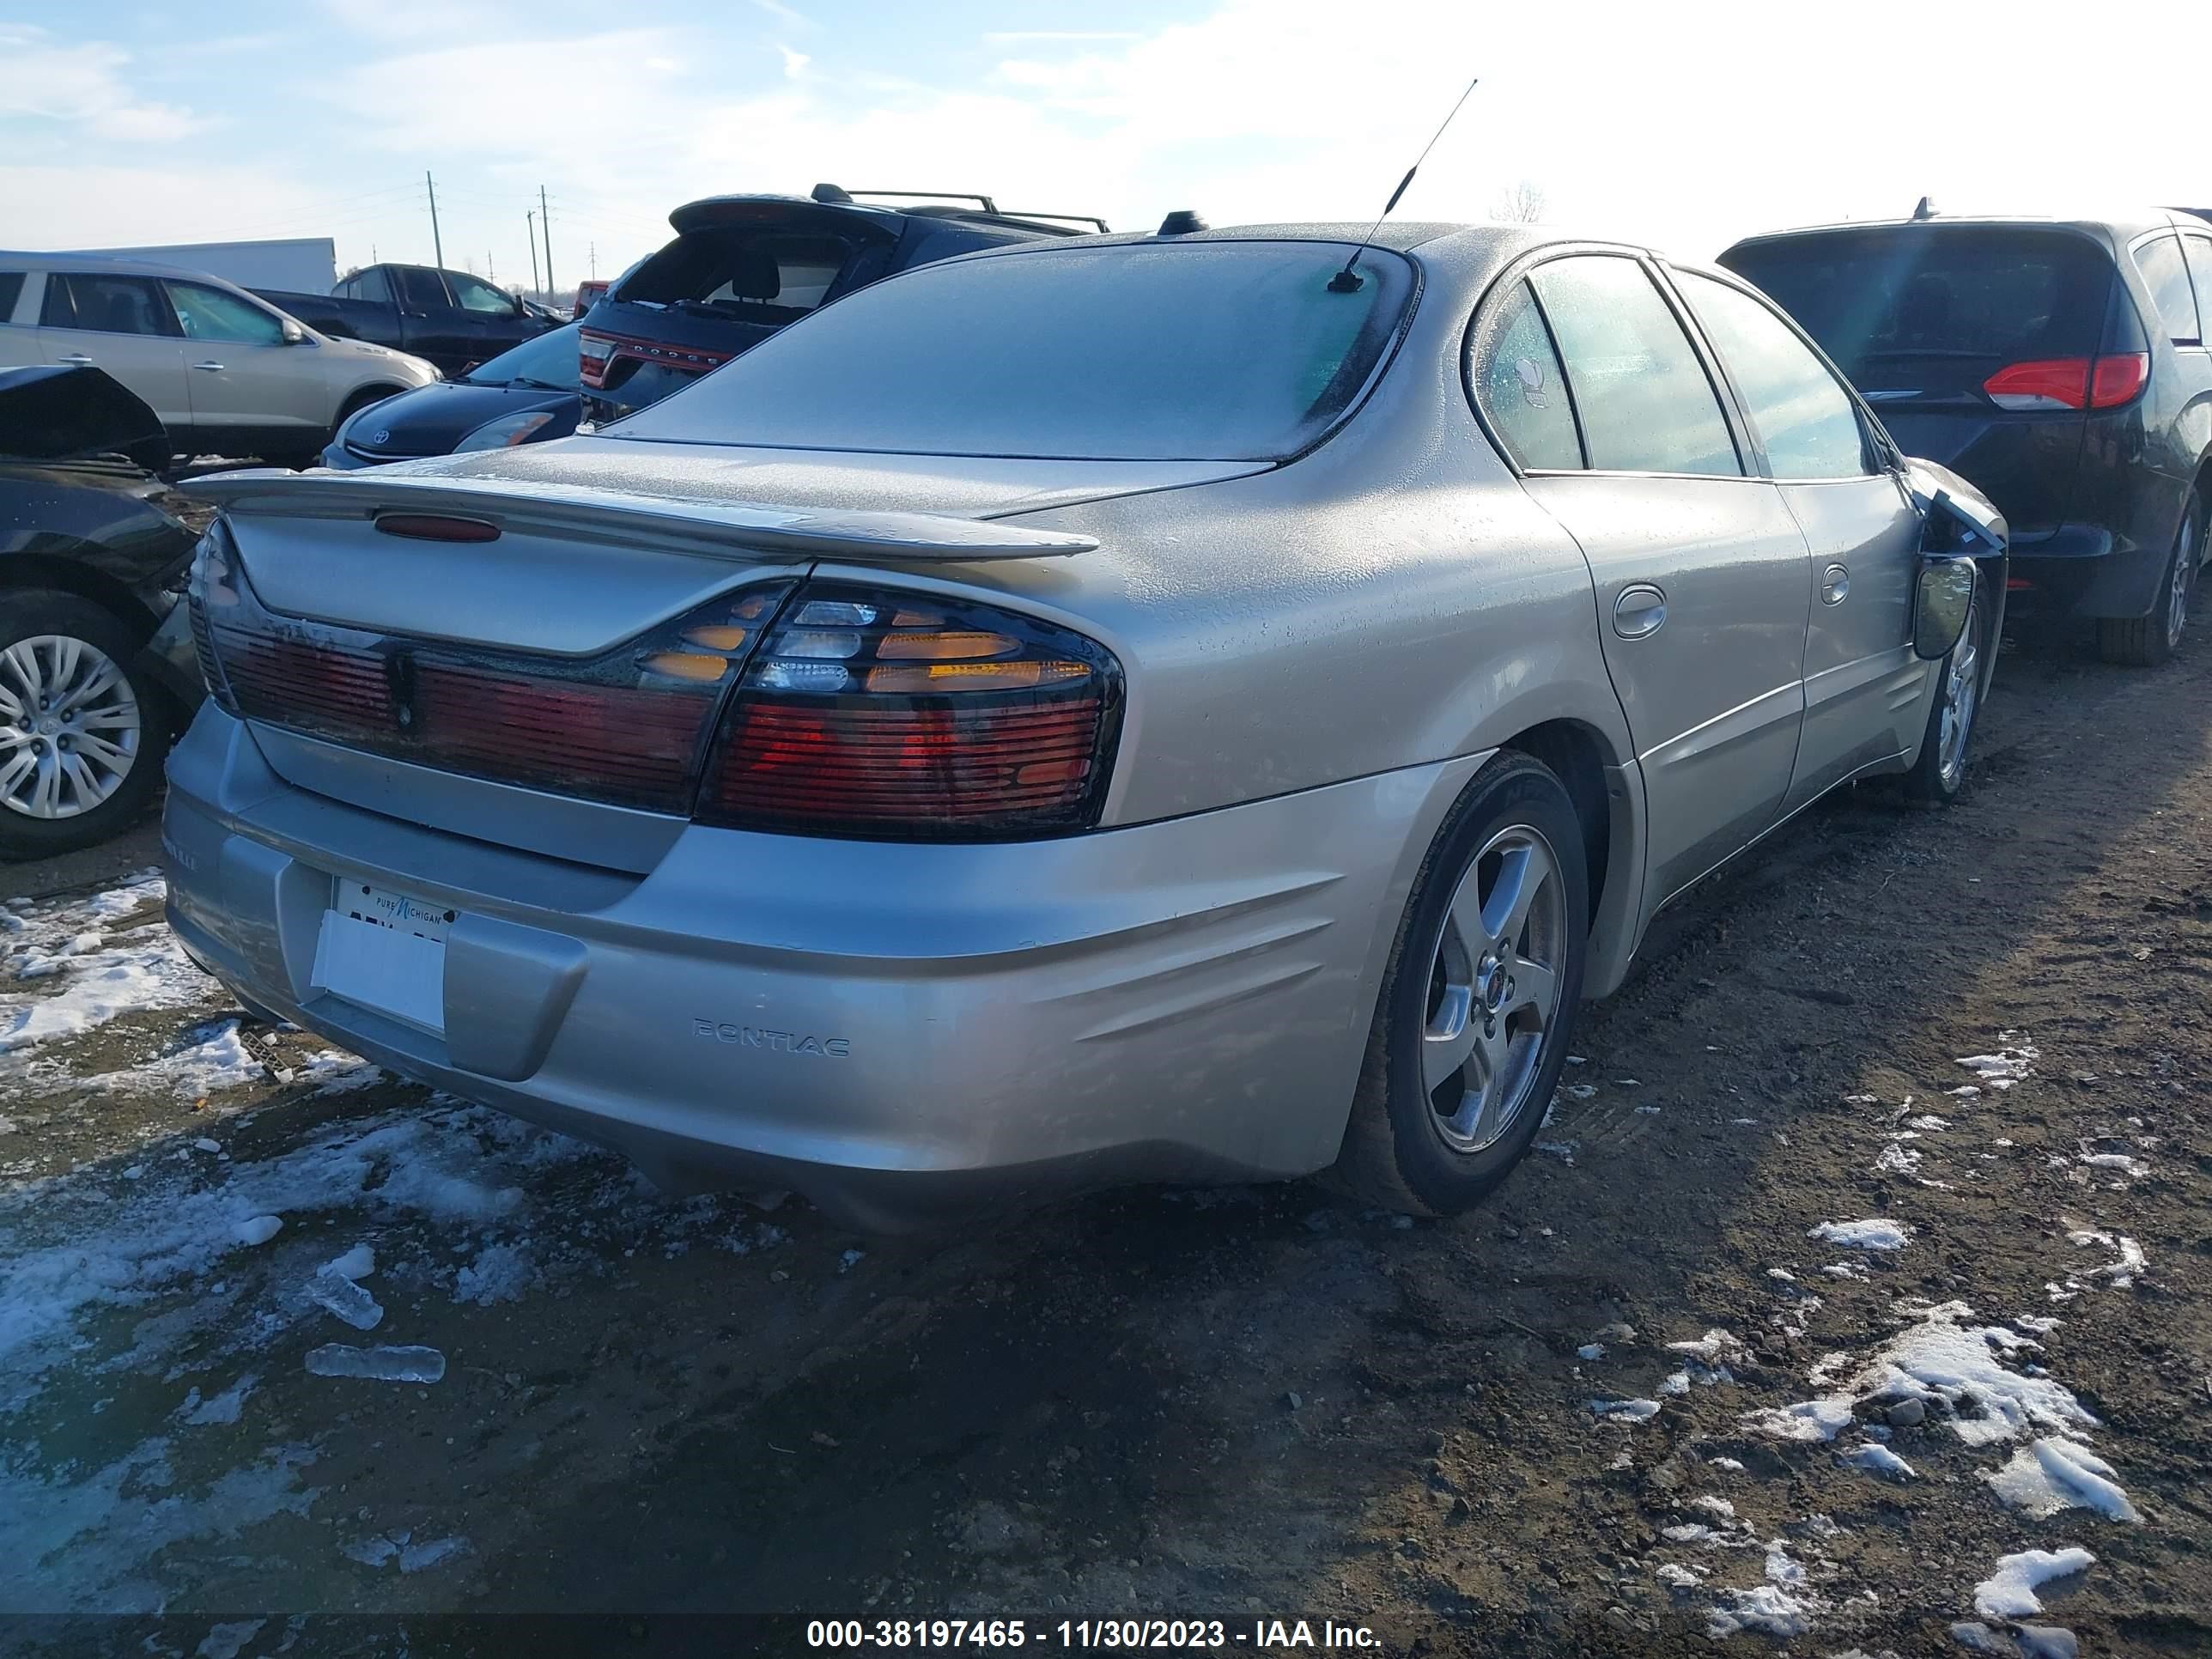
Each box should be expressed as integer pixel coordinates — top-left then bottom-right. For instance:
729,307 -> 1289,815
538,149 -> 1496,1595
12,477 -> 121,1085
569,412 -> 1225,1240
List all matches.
1519,279 -> 1590,470
1527,250 -> 1751,481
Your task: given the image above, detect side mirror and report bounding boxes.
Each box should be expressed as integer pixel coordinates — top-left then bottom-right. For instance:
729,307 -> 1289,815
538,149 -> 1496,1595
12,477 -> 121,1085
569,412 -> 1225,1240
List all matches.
281,318 -> 306,345
1914,556 -> 1978,660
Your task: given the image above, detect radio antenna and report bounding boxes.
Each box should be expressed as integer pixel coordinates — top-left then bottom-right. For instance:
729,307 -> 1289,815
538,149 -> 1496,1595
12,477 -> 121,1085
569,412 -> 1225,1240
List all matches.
1329,74 -> 1480,292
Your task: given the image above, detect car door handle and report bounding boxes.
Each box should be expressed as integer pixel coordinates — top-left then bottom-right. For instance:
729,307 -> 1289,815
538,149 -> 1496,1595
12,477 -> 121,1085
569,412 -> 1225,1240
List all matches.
1821,563 -> 1850,605
1613,584 -> 1668,639
191,361 -> 225,372
58,352 -> 94,366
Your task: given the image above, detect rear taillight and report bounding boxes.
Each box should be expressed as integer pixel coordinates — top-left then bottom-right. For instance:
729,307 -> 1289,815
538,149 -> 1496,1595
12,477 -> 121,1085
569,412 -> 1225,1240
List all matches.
578,331 -> 613,389
1983,352 -> 2148,411
2088,351 -> 2149,408
697,583 -> 1123,841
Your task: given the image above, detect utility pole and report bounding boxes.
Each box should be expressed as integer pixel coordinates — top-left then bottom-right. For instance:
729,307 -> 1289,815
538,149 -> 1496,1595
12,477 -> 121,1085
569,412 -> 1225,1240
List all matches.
590,242 -> 597,279
425,170 -> 445,270
538,185 -> 554,296
488,249 -> 495,283
526,211 -> 540,296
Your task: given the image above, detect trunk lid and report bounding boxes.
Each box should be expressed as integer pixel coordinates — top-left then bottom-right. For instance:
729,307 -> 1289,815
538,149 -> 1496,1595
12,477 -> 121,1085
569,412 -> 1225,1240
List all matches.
181,441 -> 1262,856
185,439 -> 1263,652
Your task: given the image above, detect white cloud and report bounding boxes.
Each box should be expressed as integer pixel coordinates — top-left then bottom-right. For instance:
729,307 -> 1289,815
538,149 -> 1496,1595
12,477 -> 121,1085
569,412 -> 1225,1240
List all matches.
779,46 -> 812,81
0,27 -> 210,143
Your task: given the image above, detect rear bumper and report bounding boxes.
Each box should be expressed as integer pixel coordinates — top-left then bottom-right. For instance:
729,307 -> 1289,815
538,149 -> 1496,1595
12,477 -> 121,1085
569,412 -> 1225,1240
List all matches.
2005,525 -> 2171,622
161,707 -> 1479,1228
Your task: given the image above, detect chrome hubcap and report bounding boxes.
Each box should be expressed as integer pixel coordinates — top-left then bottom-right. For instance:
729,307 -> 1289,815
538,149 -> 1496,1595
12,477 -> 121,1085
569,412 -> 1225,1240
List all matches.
1936,584 -> 1981,787
1422,823 -> 1567,1153
0,635 -> 142,819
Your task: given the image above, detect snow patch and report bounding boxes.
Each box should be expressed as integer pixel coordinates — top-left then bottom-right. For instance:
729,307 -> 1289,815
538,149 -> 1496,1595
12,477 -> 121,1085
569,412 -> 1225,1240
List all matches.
1808,1218 -> 1909,1250
1705,1542 -> 1824,1639
1590,1397 -> 1661,1422
1983,1437 -> 2141,1522
1972,1547 -> 2093,1621
1956,1037 -> 2038,1091
1840,1441 -> 1917,1480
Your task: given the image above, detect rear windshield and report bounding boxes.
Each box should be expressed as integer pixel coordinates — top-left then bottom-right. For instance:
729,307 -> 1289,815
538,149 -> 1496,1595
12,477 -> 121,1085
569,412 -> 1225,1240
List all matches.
617,229 -> 856,325
1719,228 -> 2113,375
609,242 -> 1413,461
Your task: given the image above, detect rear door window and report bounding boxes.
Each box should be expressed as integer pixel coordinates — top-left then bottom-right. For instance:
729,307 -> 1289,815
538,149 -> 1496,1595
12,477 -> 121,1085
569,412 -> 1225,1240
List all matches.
397,268 -> 449,311
0,272 -> 25,325
355,268 -> 392,304
1675,271 -> 1870,479
40,273 -> 180,337
1467,279 -> 1583,470
2133,234 -> 2202,344
1528,255 -> 1742,477
1718,227 -> 2112,394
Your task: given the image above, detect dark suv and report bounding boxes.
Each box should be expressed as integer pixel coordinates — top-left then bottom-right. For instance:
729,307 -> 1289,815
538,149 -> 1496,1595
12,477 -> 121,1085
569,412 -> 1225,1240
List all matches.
578,185 -> 1104,419
1721,210 -> 2212,664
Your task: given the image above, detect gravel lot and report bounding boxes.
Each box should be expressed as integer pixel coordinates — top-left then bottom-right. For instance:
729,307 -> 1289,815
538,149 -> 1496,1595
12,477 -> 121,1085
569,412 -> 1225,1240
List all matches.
3,624 -> 2207,1657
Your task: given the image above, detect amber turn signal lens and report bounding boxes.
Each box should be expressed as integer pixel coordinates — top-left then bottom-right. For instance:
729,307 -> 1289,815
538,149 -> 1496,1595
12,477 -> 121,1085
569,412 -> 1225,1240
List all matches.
641,651 -> 732,682
863,660 -> 1089,693
681,625 -> 750,650
874,630 -> 1018,660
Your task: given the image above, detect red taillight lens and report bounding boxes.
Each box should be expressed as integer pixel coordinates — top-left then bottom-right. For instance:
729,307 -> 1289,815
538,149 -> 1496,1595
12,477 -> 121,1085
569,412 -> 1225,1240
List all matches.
1983,357 -> 2090,410
2088,351 -> 2149,409
1984,352 -> 2148,411
578,331 -> 614,388
698,584 -> 1123,841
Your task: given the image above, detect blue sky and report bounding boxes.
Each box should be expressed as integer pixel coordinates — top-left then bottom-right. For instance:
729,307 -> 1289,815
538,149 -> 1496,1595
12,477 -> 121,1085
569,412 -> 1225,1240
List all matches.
3,1 -> 2205,294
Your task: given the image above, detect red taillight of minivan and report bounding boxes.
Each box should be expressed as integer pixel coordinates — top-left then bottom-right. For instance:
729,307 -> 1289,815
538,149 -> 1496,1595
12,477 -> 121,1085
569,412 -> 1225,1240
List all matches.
697,583 -> 1124,841
1983,351 -> 2148,411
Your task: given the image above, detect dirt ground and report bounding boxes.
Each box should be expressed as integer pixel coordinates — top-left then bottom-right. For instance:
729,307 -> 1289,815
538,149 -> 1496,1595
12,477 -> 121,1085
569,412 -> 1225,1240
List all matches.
2,621 -> 2207,1659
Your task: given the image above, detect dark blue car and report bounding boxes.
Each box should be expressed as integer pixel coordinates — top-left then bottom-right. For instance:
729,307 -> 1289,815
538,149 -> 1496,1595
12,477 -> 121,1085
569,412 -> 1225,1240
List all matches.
319,322 -> 587,470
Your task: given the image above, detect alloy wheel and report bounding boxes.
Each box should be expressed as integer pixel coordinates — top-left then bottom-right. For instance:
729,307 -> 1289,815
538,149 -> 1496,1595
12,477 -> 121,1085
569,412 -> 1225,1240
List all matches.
1936,582 -> 1983,788
2166,518 -> 2195,652
0,635 -> 143,820
1421,823 -> 1568,1153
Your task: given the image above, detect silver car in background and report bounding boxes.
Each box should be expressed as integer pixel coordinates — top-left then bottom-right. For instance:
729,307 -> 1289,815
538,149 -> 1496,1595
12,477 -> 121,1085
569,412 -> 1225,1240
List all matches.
164,222 -> 2002,1228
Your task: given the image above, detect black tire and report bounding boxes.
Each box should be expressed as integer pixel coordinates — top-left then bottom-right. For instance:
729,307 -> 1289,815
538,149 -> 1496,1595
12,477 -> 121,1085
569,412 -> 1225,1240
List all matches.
2096,495 -> 2198,666
1902,569 -> 1990,805
1330,751 -> 1590,1216
0,592 -> 171,861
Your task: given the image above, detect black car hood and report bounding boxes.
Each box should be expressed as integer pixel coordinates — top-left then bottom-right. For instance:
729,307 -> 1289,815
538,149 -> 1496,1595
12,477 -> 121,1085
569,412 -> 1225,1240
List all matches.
344,380 -> 579,459
0,366 -> 170,473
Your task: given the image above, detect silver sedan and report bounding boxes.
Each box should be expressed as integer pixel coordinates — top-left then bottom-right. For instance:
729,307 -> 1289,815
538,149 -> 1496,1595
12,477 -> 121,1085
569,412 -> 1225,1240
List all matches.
165,222 -> 2002,1228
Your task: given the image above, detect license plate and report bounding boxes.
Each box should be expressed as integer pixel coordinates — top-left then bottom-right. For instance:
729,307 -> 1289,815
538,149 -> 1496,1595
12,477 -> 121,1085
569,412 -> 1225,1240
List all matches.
310,882 -> 452,1034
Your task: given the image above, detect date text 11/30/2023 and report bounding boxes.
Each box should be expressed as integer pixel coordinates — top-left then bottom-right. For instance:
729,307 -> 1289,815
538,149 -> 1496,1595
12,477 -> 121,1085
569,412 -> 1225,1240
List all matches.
805,1619 -> 1385,1650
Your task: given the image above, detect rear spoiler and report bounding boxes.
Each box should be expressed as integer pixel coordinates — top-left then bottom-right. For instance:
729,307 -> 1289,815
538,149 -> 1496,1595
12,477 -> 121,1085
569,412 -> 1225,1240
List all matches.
179,467 -> 1097,562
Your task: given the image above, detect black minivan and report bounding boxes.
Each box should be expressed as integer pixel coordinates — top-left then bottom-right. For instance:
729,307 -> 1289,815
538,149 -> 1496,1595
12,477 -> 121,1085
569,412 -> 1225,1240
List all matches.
1722,210 -> 2212,664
